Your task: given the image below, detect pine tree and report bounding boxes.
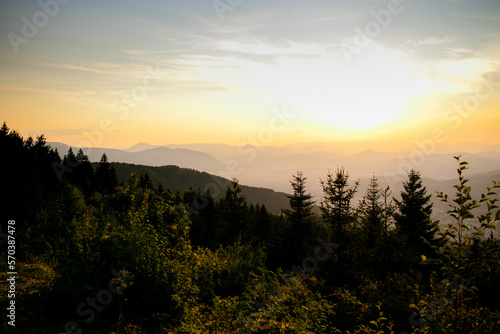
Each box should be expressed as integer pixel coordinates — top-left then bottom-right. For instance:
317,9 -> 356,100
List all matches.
394,170 -> 440,258
62,147 -> 79,170
1,124 -> 62,258
215,179 -> 247,245
381,186 -> 395,238
283,171 -> 315,224
139,173 -> 153,190
250,204 -> 271,245
223,179 -> 247,218
283,171 -> 316,259
190,189 -> 216,248
73,149 -> 94,196
358,175 -> 385,246
95,153 -> 118,195
75,148 -> 87,162
0,122 -> 8,135
321,167 -> 359,241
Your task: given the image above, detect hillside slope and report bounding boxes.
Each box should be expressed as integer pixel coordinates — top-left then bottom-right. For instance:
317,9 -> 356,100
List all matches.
49,142 -> 226,174
108,162 -> 291,213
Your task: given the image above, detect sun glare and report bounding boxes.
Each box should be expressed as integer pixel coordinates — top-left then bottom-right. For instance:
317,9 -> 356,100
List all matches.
166,42 -> 494,139
273,45 -> 430,130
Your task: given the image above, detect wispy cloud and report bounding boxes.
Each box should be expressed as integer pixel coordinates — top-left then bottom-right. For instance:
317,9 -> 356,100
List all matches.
406,36 -> 454,47
25,60 -> 138,77
0,84 -> 77,95
217,40 -> 332,57
451,12 -> 500,21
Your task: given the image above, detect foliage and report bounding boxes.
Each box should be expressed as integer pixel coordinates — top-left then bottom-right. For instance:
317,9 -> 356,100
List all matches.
412,155 -> 500,333
358,175 -> 392,247
283,171 -> 318,262
321,167 -> 359,242
394,170 -> 441,262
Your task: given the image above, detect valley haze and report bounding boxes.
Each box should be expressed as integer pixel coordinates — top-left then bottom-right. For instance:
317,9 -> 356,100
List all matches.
50,140 -> 500,227
49,140 -> 500,195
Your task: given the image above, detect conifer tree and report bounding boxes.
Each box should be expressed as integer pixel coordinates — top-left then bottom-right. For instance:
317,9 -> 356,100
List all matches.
283,171 -> 316,259
63,147 -> 78,168
73,149 -> 94,196
358,175 -> 385,246
139,173 -> 153,190
0,122 -> 8,135
283,171 -> 315,225
190,189 -> 216,248
215,179 -> 247,245
394,170 -> 440,258
321,167 -> 359,241
222,179 -> 247,219
95,153 -> 118,195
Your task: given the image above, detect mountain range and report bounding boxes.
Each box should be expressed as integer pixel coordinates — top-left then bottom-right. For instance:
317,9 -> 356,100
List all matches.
108,163 -> 290,213
49,140 -> 499,232
49,140 -> 500,197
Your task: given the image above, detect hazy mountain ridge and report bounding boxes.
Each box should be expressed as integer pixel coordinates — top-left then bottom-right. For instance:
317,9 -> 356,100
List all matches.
50,139 -> 500,182
108,162 -> 291,213
106,161 -> 500,231
51,141 -> 500,221
106,162 -> 499,230
49,142 -> 226,174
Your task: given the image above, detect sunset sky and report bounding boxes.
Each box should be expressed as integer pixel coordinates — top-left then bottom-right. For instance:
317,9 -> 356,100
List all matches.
1,0 -> 499,149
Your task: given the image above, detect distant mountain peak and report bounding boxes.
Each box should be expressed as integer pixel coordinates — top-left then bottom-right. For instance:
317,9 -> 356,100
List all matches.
125,142 -> 161,153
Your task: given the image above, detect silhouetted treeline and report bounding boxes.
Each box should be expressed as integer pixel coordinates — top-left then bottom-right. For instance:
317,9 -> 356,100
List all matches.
1,122 -> 499,333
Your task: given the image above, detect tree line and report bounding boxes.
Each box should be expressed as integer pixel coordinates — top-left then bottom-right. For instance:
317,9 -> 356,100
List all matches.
1,122 -> 499,333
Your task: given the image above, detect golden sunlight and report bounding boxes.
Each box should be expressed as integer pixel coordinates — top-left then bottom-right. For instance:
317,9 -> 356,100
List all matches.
275,45 -> 433,130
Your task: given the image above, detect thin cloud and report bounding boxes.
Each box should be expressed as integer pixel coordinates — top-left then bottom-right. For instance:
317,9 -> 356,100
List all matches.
0,84 -> 74,95
217,40 -> 331,57
451,12 -> 500,21
25,61 -> 114,75
406,36 -> 454,47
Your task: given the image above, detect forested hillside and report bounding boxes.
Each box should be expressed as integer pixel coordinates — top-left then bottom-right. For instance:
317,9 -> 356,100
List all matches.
108,162 -> 291,213
1,122 -> 500,333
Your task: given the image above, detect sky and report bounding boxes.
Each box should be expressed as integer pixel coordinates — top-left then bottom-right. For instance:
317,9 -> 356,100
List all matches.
1,0 -> 499,149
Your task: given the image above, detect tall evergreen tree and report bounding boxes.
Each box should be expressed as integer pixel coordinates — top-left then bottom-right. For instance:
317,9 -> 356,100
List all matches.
190,190 -> 216,248
215,179 -> 248,245
75,148 -> 88,163
321,167 -> 359,242
283,171 -> 315,224
381,186 -> 396,238
394,170 -> 440,258
73,149 -> 94,196
357,176 -> 399,277
95,153 -> 118,195
358,175 -> 385,247
1,124 -> 62,258
283,171 -> 316,259
63,147 -> 78,167
247,204 -> 271,245
139,172 -> 153,190
60,147 -> 79,185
